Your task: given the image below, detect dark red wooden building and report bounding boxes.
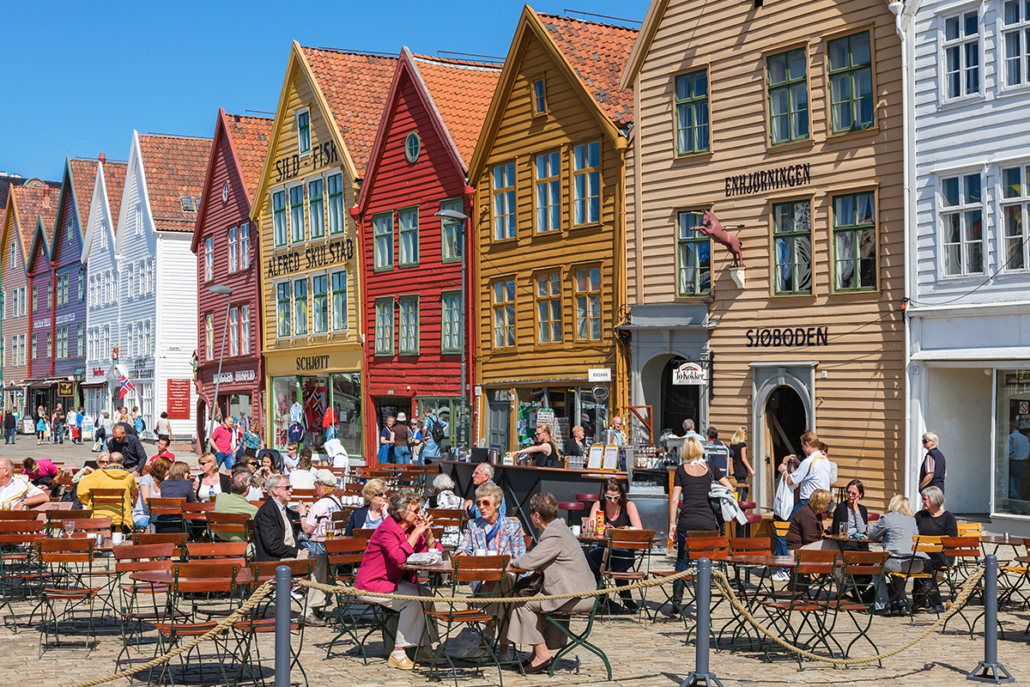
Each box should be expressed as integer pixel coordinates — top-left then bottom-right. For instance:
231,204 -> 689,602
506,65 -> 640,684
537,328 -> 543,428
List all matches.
191,109 -> 273,446
354,49 -> 500,462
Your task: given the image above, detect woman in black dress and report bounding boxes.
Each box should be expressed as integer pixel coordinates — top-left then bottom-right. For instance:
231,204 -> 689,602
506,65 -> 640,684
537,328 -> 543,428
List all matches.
830,479 -> 870,551
914,486 -> 957,612
728,426 -> 755,496
514,424 -> 561,467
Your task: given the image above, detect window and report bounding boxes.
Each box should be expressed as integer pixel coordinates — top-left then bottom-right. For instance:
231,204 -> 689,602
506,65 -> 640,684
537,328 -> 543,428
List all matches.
677,211 -> 711,296
943,11 -> 980,98
228,226 -> 238,273
46,332 -> 51,359
77,323 -> 83,357
532,272 -> 562,344
134,204 -> 143,236
1001,164 -> 1030,270
441,291 -> 462,353
100,221 -> 108,249
241,305 -> 251,355
229,307 -> 239,356
309,179 -> 325,239
102,326 -> 109,361
440,199 -> 463,262
297,110 -> 311,154
535,151 -> 561,233
47,282 -> 52,310
327,174 -> 345,235
77,270 -> 83,302
312,274 -> 328,333
375,298 -> 394,355
32,285 -> 37,313
940,173 -> 983,276
492,280 -> 516,348
204,237 -> 213,281
573,142 -> 601,226
675,70 -> 710,155
373,212 -> 394,270
293,277 -> 308,335
1003,1 -> 1030,86
828,32 -> 873,132
289,185 -> 305,243
398,207 -> 419,267
833,191 -> 877,290
533,78 -> 546,113
772,200 -> 813,294
273,190 -> 287,246
57,326 -> 68,360
239,223 -> 250,269
67,219 -> 73,244
31,334 -> 37,360
405,132 -> 421,163
9,243 -> 13,268
492,163 -> 516,240
768,49 -> 809,144
398,296 -> 419,354
575,268 -> 602,341
145,320 -> 152,356
331,270 -> 347,331
276,282 -> 291,338
205,313 -> 214,361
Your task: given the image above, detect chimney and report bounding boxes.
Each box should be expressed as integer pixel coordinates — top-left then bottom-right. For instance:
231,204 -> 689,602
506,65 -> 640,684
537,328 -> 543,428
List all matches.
43,184 -> 51,207
98,153 -> 106,164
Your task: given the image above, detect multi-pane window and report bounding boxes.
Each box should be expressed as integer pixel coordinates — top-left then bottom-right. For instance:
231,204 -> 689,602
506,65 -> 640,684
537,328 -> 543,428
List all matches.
331,270 -> 347,331
312,274 -> 328,333
46,332 -> 51,359
675,70 -> 710,155
241,305 -> 250,354
204,237 -> 213,281
47,282 -> 52,310
77,271 -> 83,302
768,49 -> 809,144
833,191 -> 877,290
772,200 -> 813,294
276,282 -> 291,338
677,211 -> 711,296
398,296 -> 419,355
205,313 -> 214,360
228,226 -> 238,273
9,243 -> 13,269
398,207 -> 419,267
229,307 -> 239,356
1003,0 -> 1030,86
943,11 -> 980,98
289,185 -> 305,243
575,268 -> 602,341
239,223 -> 250,269
1002,164 -> 1030,270
440,199 -> 463,263
31,334 -> 37,361
102,326 -> 109,361
273,191 -> 287,246
535,151 -> 560,233
77,323 -> 83,358
940,173 -> 983,276
492,163 -> 516,240
441,291 -> 462,353
293,278 -> 308,335
375,298 -> 394,355
492,280 -> 516,348
309,179 -> 325,239
134,204 -> 143,236
828,32 -> 873,133
533,78 -> 546,113
297,111 -> 311,154
327,174 -> 345,235
535,273 -> 562,344
373,212 -> 394,270
573,142 -> 601,226
32,285 -> 37,313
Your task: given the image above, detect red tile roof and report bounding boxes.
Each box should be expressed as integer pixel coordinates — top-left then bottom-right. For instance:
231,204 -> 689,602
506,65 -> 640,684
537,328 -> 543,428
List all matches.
104,161 -> 128,231
67,158 -> 99,232
536,13 -> 638,128
411,55 -> 501,167
138,134 -> 211,233
11,182 -> 61,257
301,47 -> 398,177
224,113 -> 274,198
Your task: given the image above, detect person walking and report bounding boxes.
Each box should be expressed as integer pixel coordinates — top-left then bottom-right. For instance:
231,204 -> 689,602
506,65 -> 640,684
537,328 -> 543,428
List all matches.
67,405 -> 79,444
209,416 -> 235,471
155,411 -> 172,442
52,404 -> 65,445
4,408 -> 16,444
918,431 -> 947,494
392,412 -> 411,465
421,406 -> 446,459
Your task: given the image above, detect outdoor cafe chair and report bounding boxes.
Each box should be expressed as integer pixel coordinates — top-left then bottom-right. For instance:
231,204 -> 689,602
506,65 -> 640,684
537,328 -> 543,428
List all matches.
112,543 -> 180,671
324,537 -> 375,662
88,487 -> 133,526
146,497 -> 186,535
45,509 -> 91,536
0,510 -> 41,521
541,589 -> 612,680
34,538 -> 102,658
940,536 -> 992,639
132,532 -> 188,559
758,549 -> 840,668
598,528 -> 655,623
834,550 -> 887,665
185,541 -> 249,565
205,512 -> 253,543
887,535 -> 942,618
0,519 -> 47,632
181,501 -> 216,538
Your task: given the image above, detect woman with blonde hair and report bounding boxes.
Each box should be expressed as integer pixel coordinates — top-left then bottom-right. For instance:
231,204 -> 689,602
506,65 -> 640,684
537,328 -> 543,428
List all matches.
786,489 -> 832,551
514,423 -> 561,467
729,426 -> 755,487
345,478 -> 390,535
868,495 -> 927,614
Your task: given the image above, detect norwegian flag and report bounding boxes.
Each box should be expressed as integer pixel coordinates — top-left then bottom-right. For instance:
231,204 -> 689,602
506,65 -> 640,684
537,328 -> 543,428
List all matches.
118,374 -> 136,401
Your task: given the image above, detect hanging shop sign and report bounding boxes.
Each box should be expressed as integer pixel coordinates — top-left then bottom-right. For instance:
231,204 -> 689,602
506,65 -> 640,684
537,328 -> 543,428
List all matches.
672,362 -> 708,386
167,379 -> 191,419
725,163 -> 811,197
265,237 -> 354,278
587,368 -> 611,383
57,381 -> 75,397
745,326 -> 828,348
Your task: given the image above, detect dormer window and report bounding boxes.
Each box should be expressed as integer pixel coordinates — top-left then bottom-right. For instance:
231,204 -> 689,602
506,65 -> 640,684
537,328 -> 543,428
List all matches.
181,196 -> 196,213
533,78 -> 546,114
297,110 -> 311,155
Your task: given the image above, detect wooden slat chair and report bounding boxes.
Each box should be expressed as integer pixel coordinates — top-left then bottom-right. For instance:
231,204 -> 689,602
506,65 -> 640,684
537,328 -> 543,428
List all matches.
719,537 -> 775,650
0,520 -> 47,632
329,508 -> 355,536
940,536 -> 988,638
112,543 -> 180,669
956,522 -> 983,538
185,542 -> 249,565
428,508 -> 465,529
35,538 -> 102,657
598,529 -> 655,622
290,488 -> 320,501
759,549 -> 840,668
45,510 -> 91,536
833,550 -> 887,665
887,535 -> 941,618
182,501 -> 216,540
147,497 -> 186,534
0,510 -> 41,521
88,487 -> 134,526
65,517 -> 114,542
324,538 -> 374,662
132,533 -> 188,559
206,512 -> 253,543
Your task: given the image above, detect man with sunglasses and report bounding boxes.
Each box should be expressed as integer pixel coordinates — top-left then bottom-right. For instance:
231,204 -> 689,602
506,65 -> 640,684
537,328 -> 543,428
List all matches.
254,474 -> 310,562
463,463 -> 507,519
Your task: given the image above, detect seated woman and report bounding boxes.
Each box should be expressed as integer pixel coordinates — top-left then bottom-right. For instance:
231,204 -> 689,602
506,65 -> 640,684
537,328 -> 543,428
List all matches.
155,461 -> 197,534
354,488 -> 440,670
506,492 -> 596,675
513,424 -> 561,467
786,489 -> 832,551
914,486 -> 958,612
868,495 -> 927,614
194,453 -> 231,502
456,482 -> 526,563
344,478 -> 389,536
586,478 -> 643,612
428,473 -> 463,510
830,479 -> 870,551
133,455 -> 170,530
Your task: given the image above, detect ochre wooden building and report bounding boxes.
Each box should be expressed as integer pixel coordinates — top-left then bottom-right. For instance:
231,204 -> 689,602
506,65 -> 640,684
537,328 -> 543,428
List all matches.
252,42 -> 396,459
469,8 -> 636,452
353,49 -> 500,461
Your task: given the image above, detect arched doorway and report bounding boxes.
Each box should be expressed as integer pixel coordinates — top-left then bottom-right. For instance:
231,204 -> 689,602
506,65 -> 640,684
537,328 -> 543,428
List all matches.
765,386 -> 807,468
660,357 -> 701,436
751,364 -> 817,508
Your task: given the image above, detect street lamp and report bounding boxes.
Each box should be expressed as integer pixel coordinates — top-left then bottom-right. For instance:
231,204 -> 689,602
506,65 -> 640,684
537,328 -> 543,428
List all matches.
435,207 -> 469,454
207,285 -> 233,450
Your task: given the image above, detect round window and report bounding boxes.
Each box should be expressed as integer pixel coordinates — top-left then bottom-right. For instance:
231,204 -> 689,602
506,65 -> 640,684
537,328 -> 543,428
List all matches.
222,182 -> 229,202
404,132 -> 421,163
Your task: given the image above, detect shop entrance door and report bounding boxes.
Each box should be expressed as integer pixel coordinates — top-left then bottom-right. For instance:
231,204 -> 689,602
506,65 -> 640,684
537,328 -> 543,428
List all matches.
660,357 -> 700,435
763,386 -> 808,505
486,390 -> 510,452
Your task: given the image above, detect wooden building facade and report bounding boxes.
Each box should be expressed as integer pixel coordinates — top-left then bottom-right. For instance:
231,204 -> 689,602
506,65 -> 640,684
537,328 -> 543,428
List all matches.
622,0 -> 905,508
469,9 -> 636,452
354,49 -> 500,461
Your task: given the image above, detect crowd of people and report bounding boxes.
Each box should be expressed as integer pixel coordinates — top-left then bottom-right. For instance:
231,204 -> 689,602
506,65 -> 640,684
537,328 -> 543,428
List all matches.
376,407 -> 446,465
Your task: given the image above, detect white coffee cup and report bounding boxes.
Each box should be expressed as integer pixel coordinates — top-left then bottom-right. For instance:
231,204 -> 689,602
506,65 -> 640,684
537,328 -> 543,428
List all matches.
571,525 -> 582,535
112,532 -> 125,545
487,549 -> 497,556
474,548 -> 487,556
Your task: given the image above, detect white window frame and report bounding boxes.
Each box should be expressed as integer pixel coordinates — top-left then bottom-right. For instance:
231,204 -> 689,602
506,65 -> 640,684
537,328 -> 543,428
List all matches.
275,281 -> 292,340
205,313 -> 214,361
204,237 -> 214,281
572,141 -> 601,226
999,0 -> 1030,91
331,270 -> 348,332
938,4 -> 984,104
492,163 -> 517,240
1000,162 -> 1030,272
937,170 -> 987,278
241,304 -> 251,355
240,222 -> 250,269
228,226 -> 238,273
229,307 -> 239,356
134,204 -> 143,236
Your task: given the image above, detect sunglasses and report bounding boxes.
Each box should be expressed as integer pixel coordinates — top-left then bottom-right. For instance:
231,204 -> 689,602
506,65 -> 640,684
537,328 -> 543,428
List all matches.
374,492 -> 387,498
475,499 -> 493,506
277,485 -> 294,491
604,494 -> 621,501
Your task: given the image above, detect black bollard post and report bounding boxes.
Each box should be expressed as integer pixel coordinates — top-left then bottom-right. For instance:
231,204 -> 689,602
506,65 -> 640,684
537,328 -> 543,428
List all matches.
967,554 -> 1013,683
681,558 -> 724,687
275,565 -> 292,687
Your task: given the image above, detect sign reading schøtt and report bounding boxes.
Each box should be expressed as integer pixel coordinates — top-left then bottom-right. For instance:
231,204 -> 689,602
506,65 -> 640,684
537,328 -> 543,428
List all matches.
57,381 -> 74,397
672,362 -> 707,386
167,379 -> 191,420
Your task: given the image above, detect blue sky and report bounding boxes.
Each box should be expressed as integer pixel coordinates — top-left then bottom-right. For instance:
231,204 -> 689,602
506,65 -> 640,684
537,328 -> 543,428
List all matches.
0,0 -> 649,182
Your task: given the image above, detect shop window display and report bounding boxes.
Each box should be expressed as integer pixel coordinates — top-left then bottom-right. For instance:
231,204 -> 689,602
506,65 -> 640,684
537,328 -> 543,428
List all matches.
996,370 -> 1030,515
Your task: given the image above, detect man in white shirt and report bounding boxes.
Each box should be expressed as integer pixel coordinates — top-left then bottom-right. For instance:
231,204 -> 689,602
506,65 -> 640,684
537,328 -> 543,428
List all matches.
0,457 -> 48,509
772,431 -> 835,576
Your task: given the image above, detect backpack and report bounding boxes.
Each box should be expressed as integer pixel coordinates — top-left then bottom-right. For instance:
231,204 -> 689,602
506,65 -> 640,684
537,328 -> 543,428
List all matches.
428,415 -> 445,443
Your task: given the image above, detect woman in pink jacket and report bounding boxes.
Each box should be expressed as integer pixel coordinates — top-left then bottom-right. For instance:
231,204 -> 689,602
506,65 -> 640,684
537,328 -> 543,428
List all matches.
355,488 -> 441,670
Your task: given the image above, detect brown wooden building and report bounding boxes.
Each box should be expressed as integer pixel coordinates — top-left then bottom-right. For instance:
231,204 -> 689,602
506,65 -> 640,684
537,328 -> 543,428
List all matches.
468,8 -> 636,452
622,0 -> 905,508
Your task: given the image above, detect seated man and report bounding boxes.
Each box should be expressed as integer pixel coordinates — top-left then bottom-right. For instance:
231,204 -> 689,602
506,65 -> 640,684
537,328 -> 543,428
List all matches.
0,457 -> 48,509
254,474 -> 309,561
213,471 -> 259,542
462,463 -> 507,519
77,451 -> 137,530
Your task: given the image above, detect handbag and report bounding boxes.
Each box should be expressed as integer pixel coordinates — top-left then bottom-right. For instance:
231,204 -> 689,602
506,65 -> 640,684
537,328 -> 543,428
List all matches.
773,473 -> 795,521
512,571 -> 544,597
706,461 -> 725,528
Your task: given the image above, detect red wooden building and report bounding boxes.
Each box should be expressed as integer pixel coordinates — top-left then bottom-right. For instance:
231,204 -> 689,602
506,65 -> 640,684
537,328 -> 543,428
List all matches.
192,109 -> 273,446
354,49 -> 500,462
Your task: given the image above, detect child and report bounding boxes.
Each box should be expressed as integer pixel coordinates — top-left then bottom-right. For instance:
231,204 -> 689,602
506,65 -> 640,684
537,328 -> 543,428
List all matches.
36,415 -> 47,445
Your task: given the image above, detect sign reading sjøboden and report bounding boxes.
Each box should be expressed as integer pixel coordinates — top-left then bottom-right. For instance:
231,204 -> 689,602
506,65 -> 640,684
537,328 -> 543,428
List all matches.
745,327 -> 828,348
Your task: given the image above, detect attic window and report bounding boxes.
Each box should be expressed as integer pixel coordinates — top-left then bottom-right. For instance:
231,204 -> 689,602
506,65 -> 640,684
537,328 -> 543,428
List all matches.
405,132 -> 421,163
533,78 -> 546,114
297,111 -> 311,155
222,182 -> 229,202
181,196 -> 197,213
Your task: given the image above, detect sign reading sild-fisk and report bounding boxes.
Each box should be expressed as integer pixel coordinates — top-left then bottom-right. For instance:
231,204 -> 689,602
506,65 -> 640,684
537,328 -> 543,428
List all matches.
673,362 -> 708,386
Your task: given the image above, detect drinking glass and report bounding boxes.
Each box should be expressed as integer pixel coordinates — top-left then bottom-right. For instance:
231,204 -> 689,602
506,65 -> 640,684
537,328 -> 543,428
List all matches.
838,522 -> 847,537
64,521 -> 75,539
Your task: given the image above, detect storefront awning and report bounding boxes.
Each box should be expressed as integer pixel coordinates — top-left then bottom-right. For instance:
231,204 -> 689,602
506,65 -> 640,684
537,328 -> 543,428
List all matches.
23,377 -> 72,388
911,347 -> 1030,363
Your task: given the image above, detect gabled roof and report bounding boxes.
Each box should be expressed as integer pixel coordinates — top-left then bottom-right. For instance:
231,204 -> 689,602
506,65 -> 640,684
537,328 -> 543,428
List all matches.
138,134 -> 212,233
11,184 -> 60,270
67,158 -> 99,235
79,159 -> 128,265
105,161 -> 128,231
536,13 -> 637,129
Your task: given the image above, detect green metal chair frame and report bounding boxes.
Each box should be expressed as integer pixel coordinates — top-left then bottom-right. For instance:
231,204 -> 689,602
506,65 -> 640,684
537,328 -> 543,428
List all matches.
835,550 -> 887,665
324,537 -> 377,662
542,593 -> 611,679
0,519 -> 47,632
598,528 -> 655,623
35,538 -> 101,658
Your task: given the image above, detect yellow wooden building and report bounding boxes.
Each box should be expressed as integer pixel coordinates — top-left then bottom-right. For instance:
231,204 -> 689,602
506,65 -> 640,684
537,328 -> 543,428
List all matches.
251,41 -> 396,459
468,7 -> 637,452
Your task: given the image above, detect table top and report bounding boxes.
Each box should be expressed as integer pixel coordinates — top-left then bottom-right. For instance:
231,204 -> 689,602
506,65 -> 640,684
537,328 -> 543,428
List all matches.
400,556 -> 527,575
981,535 -> 1024,545
577,534 -> 607,543
822,534 -> 869,542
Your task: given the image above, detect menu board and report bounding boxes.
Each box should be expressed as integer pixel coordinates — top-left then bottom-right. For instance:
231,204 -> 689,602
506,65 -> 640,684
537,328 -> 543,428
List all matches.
166,379 -> 192,419
587,444 -> 604,470
603,445 -> 619,471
